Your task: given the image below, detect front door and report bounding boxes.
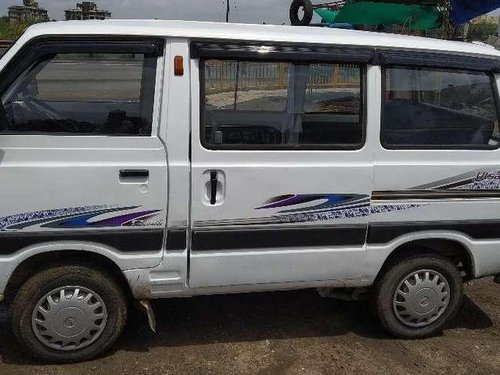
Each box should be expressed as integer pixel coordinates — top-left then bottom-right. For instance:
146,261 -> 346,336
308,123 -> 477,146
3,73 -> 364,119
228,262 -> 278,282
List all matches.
0,38 -> 167,262
189,45 -> 375,288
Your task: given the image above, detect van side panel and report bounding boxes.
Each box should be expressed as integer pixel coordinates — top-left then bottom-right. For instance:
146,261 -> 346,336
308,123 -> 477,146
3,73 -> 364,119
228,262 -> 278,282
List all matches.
369,67 -> 500,279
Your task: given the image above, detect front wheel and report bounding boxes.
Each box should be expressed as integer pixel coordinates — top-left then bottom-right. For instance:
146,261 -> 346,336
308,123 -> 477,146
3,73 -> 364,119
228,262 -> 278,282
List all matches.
373,255 -> 463,338
11,264 -> 127,363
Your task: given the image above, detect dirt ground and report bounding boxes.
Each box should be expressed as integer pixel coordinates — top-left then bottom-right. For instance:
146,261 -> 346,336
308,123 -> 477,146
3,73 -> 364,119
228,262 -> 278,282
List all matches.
1,278 -> 500,375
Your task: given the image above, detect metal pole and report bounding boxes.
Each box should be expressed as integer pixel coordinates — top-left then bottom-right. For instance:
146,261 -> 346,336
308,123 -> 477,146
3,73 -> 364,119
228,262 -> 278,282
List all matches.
233,62 -> 240,110
226,0 -> 230,22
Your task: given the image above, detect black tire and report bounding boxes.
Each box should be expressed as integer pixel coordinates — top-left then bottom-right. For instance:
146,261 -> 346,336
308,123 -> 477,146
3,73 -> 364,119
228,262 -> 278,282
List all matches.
11,264 -> 127,363
373,255 -> 463,338
289,0 -> 314,26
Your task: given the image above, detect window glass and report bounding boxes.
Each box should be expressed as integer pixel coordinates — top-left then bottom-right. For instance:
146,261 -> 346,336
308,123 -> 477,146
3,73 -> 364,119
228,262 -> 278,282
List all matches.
382,67 -> 499,148
304,63 -> 360,114
202,59 -> 363,148
205,60 -> 287,112
1,52 -> 157,135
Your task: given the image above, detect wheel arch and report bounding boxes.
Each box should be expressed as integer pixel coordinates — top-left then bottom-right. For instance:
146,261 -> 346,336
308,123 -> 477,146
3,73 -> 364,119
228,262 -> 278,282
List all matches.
373,235 -> 475,284
4,249 -> 134,302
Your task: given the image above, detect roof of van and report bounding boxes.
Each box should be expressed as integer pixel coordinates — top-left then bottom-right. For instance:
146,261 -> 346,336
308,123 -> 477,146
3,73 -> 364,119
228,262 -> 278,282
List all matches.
5,19 -> 500,60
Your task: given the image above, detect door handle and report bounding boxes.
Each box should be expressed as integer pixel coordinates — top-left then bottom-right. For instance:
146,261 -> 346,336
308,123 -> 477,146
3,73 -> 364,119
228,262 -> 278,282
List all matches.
204,170 -> 225,206
120,169 -> 149,179
210,170 -> 218,205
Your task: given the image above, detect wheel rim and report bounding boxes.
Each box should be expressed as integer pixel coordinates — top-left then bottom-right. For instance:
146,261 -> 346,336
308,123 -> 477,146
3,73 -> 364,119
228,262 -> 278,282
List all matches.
298,6 -> 305,20
393,269 -> 450,328
31,286 -> 108,351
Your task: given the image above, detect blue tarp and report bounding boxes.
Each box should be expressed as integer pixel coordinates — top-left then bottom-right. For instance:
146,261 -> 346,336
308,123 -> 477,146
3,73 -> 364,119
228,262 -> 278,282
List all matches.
451,0 -> 500,25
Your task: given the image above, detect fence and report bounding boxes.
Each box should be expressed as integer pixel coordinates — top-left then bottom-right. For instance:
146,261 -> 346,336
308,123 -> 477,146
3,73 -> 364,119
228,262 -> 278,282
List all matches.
204,60 -> 359,93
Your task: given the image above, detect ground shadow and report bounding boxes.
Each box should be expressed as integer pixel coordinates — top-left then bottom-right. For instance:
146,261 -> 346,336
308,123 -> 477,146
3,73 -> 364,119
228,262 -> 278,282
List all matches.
449,294 -> 493,330
0,290 -> 493,365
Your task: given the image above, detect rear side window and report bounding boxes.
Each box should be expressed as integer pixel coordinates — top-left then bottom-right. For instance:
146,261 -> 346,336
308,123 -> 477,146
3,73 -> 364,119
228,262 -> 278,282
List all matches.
201,59 -> 363,149
0,50 -> 158,136
382,67 -> 500,149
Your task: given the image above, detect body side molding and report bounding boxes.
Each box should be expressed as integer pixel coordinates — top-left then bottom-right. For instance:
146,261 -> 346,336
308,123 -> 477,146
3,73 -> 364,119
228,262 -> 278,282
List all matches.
368,220 -> 500,244
0,229 -> 164,255
191,225 -> 367,251
166,229 -> 187,250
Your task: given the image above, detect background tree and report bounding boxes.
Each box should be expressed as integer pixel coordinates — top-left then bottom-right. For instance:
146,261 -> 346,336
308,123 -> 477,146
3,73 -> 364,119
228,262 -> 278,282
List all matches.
0,16 -> 47,40
467,20 -> 497,42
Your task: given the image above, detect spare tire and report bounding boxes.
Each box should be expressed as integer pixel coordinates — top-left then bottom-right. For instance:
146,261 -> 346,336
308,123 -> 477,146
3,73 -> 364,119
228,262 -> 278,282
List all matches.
289,0 -> 313,26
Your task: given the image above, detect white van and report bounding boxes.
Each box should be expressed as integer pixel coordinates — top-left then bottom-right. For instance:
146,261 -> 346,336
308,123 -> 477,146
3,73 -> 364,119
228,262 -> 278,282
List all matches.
1,19 -> 500,362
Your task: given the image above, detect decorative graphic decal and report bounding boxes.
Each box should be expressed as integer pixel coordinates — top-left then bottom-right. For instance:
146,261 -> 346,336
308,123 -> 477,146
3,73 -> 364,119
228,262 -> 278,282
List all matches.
257,194 -> 370,213
255,194 -> 419,224
196,169 -> 500,229
195,194 -> 421,228
236,169 -> 500,226
413,169 -> 500,191
267,202 -> 420,224
0,205 -> 163,231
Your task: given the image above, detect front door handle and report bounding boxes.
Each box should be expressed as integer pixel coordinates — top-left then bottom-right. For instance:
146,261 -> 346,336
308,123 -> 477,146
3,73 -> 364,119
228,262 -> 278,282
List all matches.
120,169 -> 149,179
210,171 -> 218,205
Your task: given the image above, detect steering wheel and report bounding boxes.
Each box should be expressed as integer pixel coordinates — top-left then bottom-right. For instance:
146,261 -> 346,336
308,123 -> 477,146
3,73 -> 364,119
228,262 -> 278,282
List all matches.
23,97 -> 81,132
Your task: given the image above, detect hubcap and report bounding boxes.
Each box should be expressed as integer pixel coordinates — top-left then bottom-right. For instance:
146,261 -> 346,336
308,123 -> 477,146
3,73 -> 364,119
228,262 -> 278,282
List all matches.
32,286 -> 108,351
393,269 -> 450,328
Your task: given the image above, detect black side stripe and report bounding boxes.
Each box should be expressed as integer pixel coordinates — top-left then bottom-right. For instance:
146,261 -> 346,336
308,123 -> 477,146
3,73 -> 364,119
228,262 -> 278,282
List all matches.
3,220 -> 500,255
372,190 -> 500,200
166,229 -> 187,250
191,225 -> 367,251
368,220 -> 500,244
0,229 -> 164,255
192,219 -> 500,251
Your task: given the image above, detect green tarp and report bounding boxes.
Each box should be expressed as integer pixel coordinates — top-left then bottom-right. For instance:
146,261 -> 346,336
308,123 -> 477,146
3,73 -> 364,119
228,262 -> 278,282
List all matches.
314,9 -> 340,24
315,1 -> 442,30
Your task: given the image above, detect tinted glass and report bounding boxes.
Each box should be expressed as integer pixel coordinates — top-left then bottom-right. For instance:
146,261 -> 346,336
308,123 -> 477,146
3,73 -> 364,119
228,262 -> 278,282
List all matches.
382,67 -> 499,148
1,52 -> 157,135
202,59 -> 363,148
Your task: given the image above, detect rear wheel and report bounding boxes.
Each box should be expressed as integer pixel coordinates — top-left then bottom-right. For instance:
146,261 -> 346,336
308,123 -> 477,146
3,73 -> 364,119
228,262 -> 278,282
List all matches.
11,264 -> 127,363
289,0 -> 314,26
373,255 -> 463,338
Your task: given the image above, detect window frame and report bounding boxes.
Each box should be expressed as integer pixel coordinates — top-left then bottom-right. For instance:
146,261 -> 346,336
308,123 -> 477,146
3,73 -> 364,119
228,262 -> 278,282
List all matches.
199,56 -> 367,151
0,35 -> 164,137
380,64 -> 500,151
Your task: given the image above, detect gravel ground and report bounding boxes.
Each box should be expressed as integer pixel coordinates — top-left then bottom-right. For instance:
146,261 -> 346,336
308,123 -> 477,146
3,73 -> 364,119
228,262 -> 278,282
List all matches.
1,278 -> 500,374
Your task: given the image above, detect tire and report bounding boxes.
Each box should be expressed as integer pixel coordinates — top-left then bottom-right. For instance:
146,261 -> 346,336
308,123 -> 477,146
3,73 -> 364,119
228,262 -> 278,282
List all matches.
373,255 -> 463,338
11,264 -> 127,363
289,0 -> 314,26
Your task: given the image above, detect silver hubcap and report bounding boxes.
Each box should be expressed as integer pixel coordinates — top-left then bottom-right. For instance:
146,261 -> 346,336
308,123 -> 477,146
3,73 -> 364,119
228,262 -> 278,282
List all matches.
393,269 -> 450,328
32,286 -> 108,351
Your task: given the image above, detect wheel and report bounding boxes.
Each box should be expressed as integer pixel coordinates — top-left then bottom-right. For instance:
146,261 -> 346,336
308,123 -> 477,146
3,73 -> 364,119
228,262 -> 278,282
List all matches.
289,0 -> 314,26
373,255 -> 463,338
11,264 -> 127,363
